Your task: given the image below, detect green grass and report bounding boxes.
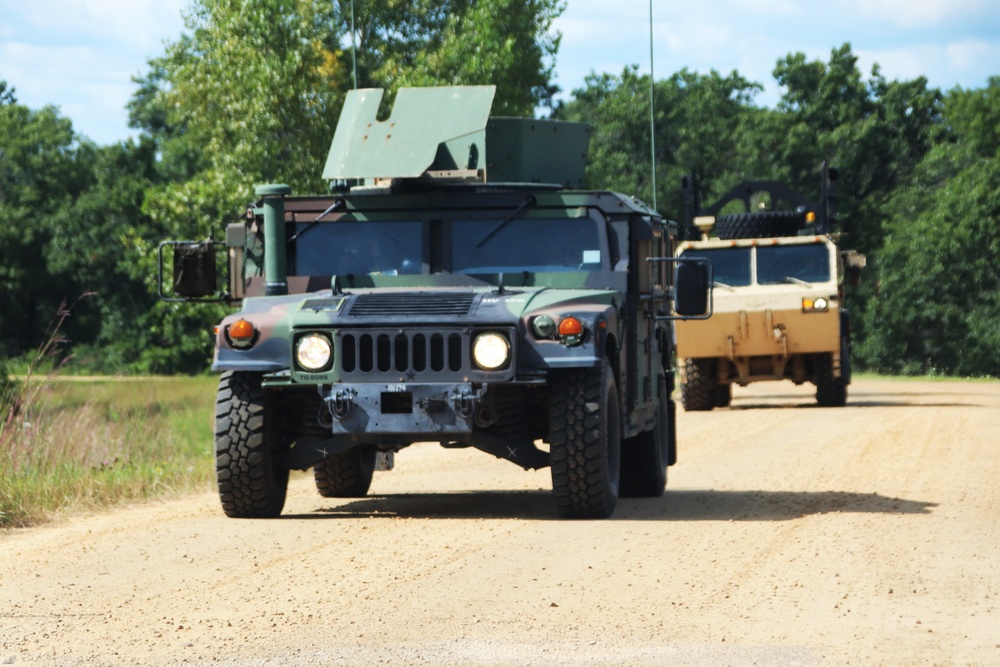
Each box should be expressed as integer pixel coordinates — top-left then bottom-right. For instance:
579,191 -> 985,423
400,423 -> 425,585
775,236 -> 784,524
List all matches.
1,376 -> 218,527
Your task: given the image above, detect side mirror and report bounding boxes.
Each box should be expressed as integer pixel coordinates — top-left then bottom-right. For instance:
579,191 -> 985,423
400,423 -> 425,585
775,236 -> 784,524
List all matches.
674,259 -> 711,316
172,242 -> 217,298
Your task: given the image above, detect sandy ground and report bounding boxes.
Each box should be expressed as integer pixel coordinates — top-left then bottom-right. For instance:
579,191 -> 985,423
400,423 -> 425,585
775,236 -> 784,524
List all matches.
1,377 -> 998,666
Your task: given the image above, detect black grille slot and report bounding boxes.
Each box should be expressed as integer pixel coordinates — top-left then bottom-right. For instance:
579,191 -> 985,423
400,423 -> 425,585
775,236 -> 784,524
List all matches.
338,329 -> 468,379
348,293 -> 476,317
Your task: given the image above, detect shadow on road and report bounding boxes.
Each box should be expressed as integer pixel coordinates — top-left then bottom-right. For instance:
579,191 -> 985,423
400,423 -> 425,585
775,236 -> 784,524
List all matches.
728,398 -> 980,410
283,488 -> 936,522
723,388 -> 993,411
618,489 -> 937,521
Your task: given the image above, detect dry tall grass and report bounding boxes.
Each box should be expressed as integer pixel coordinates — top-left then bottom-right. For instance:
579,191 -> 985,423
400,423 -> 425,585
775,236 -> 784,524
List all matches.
1,375 -> 217,527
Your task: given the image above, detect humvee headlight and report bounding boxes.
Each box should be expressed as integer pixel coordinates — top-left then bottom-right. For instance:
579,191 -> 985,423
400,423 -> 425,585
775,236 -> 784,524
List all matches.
296,333 -> 332,371
473,332 -> 510,370
532,315 -> 556,339
802,297 -> 829,312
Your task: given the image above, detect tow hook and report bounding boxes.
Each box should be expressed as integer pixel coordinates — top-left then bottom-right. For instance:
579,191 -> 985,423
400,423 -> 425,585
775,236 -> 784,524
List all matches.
452,387 -> 484,420
328,388 -> 357,420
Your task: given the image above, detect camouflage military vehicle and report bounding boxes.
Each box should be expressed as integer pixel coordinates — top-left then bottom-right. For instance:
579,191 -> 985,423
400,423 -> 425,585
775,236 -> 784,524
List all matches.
161,86 -> 710,519
674,169 -> 865,410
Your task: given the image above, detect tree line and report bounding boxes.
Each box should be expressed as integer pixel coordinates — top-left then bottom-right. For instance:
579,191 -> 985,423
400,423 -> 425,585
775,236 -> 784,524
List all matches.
0,0 -> 997,378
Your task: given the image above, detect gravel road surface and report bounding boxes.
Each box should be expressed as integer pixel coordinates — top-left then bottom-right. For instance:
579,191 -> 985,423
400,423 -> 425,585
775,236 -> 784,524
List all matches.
2,378 -> 998,666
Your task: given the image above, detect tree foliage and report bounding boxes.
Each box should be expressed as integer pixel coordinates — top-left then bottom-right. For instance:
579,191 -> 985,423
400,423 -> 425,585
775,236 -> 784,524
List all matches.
858,79 -> 1000,376
1,31 -> 998,377
0,98 -> 91,359
334,0 -> 563,114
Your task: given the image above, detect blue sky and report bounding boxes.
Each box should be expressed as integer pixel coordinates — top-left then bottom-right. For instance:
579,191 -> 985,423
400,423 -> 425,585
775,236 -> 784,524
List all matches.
1,0 -> 998,146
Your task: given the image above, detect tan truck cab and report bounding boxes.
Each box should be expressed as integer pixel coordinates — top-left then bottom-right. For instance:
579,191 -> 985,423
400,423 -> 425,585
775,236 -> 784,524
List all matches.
675,233 -> 861,409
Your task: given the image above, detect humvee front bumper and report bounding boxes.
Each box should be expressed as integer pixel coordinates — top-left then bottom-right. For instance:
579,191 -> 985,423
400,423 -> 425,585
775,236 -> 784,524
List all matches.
320,382 -> 483,435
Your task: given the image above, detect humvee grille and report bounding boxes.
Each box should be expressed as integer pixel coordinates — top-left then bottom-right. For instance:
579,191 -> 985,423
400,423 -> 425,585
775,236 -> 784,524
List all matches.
332,326 -> 516,382
347,293 -> 476,317
338,329 -> 465,377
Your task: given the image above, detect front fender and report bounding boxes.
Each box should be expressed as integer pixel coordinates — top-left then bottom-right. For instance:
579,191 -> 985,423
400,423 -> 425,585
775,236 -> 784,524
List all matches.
519,306 -> 617,370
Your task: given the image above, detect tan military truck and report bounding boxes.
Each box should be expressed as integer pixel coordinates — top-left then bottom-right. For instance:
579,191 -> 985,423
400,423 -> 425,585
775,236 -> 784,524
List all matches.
675,168 -> 864,409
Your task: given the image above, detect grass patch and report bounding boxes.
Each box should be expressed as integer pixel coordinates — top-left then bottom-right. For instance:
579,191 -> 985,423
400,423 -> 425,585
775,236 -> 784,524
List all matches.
1,376 -> 218,527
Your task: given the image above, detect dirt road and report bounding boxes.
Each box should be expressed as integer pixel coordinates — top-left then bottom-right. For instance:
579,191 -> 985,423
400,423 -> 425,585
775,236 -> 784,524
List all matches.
2,378 -> 998,666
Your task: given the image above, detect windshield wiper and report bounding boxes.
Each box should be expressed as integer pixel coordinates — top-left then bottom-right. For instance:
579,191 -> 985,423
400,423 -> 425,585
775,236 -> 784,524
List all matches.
780,276 -> 812,287
476,195 -> 537,249
287,198 -> 345,245
712,280 -> 736,291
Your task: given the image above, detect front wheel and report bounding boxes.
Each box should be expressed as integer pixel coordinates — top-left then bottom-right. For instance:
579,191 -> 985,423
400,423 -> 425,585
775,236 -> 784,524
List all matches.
681,358 -> 717,411
549,363 -> 622,519
815,353 -> 847,407
215,371 -> 289,518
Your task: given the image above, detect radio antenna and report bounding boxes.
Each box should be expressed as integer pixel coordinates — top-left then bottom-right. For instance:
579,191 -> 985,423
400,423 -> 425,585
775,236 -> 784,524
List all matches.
648,0 -> 657,210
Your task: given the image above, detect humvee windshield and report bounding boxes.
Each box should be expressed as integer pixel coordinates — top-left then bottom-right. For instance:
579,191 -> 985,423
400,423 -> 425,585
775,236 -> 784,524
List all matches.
680,243 -> 830,287
287,216 -> 604,277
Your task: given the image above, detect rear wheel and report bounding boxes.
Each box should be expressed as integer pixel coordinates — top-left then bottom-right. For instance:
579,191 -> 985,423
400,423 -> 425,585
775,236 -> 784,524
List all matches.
681,358 -> 717,412
215,371 -> 289,518
314,447 -> 377,498
549,363 -> 621,519
620,376 -> 668,498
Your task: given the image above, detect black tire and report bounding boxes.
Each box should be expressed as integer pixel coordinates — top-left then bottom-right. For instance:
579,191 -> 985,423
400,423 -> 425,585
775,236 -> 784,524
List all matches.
680,358 -> 716,412
215,371 -> 289,518
549,363 -> 621,519
713,383 -> 732,408
314,447 -> 377,498
620,376 -> 668,498
714,211 -> 803,239
815,353 -> 847,407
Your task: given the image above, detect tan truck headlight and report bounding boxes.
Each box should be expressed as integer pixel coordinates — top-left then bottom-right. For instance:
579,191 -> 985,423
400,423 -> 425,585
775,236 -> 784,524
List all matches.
473,332 -> 510,370
802,297 -> 829,312
296,333 -> 332,371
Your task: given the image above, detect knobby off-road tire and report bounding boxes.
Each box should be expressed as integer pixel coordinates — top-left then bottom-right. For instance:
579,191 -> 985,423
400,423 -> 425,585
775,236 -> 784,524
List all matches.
549,363 -> 622,519
714,211 -> 803,240
215,371 -> 289,518
620,376 -> 668,498
815,353 -> 847,407
314,447 -> 377,498
713,383 -> 733,408
681,358 -> 717,412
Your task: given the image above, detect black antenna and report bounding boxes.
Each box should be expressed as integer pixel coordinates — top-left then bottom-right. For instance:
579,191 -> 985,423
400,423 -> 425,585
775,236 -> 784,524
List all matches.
649,0 -> 656,211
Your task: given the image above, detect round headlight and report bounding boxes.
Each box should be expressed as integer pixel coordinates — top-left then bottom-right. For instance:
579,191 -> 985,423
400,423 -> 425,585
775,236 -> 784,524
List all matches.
814,297 -> 828,310
296,333 -> 332,371
473,332 -> 510,370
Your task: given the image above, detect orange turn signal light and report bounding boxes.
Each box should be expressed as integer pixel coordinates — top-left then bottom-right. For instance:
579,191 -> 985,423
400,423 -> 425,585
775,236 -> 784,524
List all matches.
229,319 -> 255,340
558,316 -> 584,336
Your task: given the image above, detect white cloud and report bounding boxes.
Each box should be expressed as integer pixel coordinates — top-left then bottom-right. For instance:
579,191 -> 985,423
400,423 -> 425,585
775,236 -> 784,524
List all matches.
730,0 -> 803,16
834,0 -> 988,30
10,0 -> 187,50
945,40 -> 997,70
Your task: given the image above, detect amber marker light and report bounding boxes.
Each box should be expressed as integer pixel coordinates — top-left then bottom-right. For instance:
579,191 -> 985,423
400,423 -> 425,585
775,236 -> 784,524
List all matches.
227,319 -> 256,347
558,316 -> 583,336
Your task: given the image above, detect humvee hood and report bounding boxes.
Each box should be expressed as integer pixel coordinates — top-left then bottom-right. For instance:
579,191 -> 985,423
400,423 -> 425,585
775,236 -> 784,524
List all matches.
287,286 -> 616,327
